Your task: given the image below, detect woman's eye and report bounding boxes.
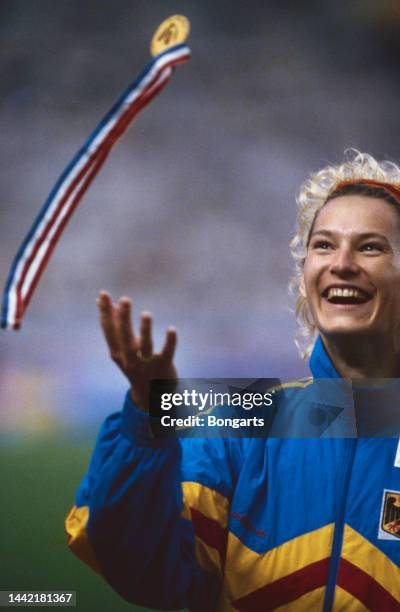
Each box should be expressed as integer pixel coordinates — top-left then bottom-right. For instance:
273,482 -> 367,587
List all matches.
360,243 -> 383,252
311,241 -> 333,250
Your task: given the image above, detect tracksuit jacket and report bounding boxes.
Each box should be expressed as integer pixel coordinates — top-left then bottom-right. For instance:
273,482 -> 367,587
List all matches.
66,337 -> 400,611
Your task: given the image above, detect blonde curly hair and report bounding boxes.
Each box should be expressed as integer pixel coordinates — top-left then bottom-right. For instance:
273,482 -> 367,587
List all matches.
289,149 -> 400,358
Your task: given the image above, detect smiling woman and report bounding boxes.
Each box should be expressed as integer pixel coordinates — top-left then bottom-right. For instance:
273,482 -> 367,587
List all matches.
291,151 -> 400,360
303,194 -> 400,378
66,150 -> 400,611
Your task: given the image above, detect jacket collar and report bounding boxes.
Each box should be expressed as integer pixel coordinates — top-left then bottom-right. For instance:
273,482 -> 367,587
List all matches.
308,336 -> 400,435
308,337 -> 356,431
309,336 -> 340,379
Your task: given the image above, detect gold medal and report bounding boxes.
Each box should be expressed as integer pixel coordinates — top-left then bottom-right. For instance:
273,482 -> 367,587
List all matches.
150,15 -> 190,57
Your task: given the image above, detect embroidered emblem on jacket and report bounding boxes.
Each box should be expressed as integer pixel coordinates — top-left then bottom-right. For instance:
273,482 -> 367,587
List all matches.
378,490 -> 400,540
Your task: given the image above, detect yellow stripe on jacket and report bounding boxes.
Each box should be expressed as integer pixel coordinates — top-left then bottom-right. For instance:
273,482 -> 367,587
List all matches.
65,505 -> 102,574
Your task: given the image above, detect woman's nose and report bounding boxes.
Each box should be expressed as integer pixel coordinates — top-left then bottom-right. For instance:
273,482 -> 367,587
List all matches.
330,247 -> 359,276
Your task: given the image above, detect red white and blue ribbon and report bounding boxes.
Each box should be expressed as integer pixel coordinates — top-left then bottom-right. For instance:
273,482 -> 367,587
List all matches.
1,43 -> 191,330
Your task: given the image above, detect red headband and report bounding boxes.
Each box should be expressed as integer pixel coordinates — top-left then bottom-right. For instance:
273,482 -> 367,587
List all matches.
332,179 -> 400,204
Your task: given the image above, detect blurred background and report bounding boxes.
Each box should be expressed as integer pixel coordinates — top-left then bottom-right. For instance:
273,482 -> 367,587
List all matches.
1,0 -> 400,609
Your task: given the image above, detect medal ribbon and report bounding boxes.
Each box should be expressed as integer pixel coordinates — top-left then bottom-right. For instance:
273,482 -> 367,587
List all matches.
1,43 -> 191,330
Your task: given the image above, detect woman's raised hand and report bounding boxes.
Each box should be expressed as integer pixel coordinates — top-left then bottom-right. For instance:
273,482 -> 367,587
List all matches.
96,291 -> 177,412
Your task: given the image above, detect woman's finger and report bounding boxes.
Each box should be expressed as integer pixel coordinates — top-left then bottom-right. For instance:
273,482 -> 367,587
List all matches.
160,327 -> 177,363
139,312 -> 153,359
117,297 -> 138,361
97,291 -> 122,362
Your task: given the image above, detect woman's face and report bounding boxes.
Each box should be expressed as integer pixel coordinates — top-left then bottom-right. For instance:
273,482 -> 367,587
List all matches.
301,195 -> 400,343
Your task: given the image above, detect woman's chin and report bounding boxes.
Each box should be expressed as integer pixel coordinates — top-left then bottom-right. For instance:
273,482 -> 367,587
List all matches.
318,321 -> 376,339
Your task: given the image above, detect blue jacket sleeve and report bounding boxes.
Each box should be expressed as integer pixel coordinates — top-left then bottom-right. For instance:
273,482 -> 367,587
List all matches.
66,392 -> 238,611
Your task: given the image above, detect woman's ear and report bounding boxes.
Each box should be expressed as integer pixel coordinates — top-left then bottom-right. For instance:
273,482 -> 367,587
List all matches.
300,274 -> 306,298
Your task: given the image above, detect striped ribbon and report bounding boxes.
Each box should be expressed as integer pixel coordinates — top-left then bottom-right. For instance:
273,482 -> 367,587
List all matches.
1,43 -> 191,330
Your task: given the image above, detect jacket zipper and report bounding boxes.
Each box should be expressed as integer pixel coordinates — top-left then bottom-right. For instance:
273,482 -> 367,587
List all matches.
322,439 -> 357,612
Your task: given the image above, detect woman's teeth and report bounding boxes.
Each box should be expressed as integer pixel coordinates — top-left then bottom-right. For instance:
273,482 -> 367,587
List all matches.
327,287 -> 369,303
